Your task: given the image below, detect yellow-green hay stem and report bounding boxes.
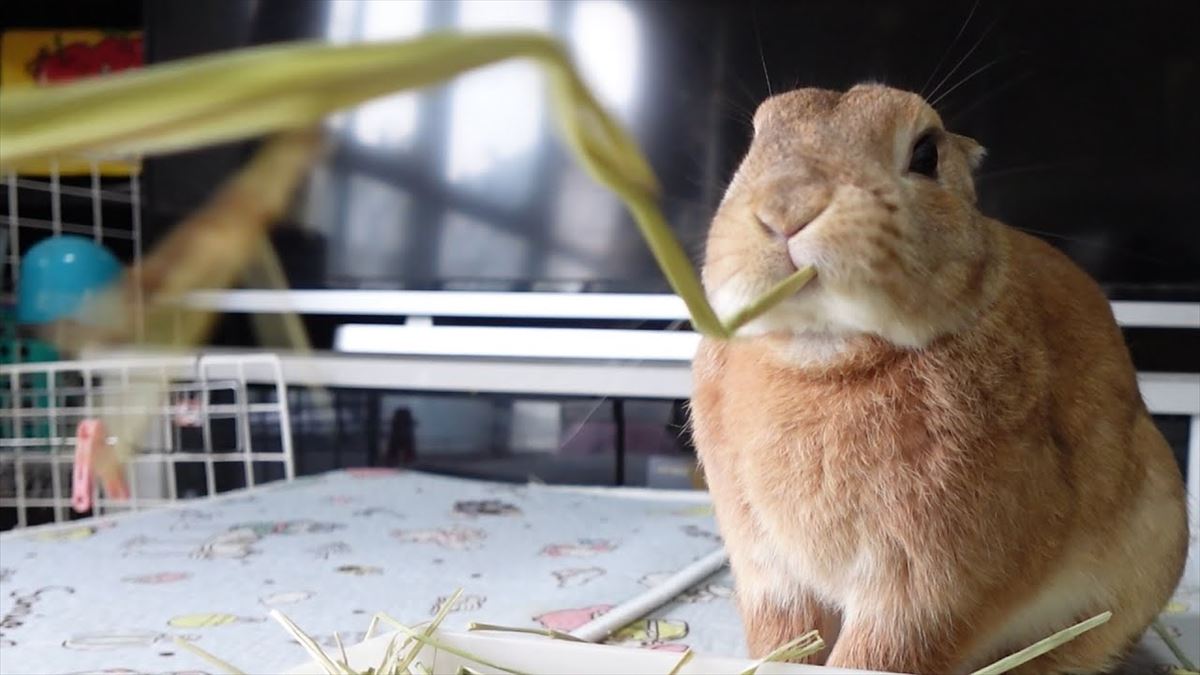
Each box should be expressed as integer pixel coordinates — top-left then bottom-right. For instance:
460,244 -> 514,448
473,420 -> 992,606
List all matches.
722,266 -> 817,334
970,611 -> 1112,675
171,636 -> 247,675
395,588 -> 464,673
0,31 -> 810,339
1152,618 -> 1198,672
667,648 -> 695,675
467,622 -> 587,642
376,635 -> 401,675
371,613 -> 527,675
334,631 -> 352,673
738,630 -> 824,675
270,608 -> 351,675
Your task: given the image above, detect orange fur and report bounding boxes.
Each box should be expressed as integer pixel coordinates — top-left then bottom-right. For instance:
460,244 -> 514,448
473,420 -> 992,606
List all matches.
691,85 -> 1188,674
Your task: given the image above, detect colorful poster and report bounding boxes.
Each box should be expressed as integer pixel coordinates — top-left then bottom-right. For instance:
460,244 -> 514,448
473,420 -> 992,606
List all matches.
0,29 -> 144,176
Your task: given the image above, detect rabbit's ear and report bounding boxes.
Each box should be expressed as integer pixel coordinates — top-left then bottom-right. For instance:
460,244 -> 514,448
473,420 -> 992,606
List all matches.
950,133 -> 986,171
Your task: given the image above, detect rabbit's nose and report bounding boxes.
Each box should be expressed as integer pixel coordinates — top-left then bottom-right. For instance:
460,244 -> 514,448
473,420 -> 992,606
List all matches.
754,182 -> 832,240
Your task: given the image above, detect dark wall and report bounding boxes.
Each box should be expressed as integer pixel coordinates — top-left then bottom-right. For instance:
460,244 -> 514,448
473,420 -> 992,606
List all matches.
741,1 -> 1200,299
4,0 -> 1197,319
130,0 -> 1198,299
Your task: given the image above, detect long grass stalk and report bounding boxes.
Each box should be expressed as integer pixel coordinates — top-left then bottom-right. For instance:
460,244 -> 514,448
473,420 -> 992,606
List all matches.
171,636 -> 247,675
738,630 -> 825,675
970,611 -> 1112,675
1151,619 -> 1198,672
0,31 -> 813,340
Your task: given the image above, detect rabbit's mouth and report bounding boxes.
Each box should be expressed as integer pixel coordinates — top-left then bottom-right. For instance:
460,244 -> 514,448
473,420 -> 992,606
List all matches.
786,238 -> 822,281
707,267 -> 827,337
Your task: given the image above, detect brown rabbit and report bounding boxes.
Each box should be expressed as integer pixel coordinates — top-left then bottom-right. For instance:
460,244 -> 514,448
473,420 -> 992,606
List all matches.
690,84 -> 1188,674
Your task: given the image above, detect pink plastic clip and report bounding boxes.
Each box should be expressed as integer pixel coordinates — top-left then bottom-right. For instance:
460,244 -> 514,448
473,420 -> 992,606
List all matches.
71,420 -> 99,513
72,419 -> 129,513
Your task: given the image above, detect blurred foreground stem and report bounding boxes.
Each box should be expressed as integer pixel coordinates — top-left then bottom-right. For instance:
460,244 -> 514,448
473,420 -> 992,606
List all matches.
1,31 -> 811,339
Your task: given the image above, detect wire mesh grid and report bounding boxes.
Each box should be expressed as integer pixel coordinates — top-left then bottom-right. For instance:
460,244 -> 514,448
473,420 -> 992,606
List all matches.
2,162 -> 142,327
0,354 -> 295,528
2,162 -> 296,530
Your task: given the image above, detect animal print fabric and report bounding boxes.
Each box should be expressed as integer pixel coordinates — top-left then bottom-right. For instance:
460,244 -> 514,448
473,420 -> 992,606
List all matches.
0,469 -> 1194,674
0,469 -> 742,674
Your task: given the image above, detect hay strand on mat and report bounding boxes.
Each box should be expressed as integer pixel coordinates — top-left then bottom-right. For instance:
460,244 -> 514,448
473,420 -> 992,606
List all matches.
171,636 -> 247,675
179,601 -> 1126,675
396,588 -> 463,673
739,630 -> 825,675
372,614 -> 527,675
1151,618 -> 1198,672
335,631 -> 352,673
667,648 -> 695,675
270,608 -> 350,675
467,622 -> 586,642
969,611 -> 1111,675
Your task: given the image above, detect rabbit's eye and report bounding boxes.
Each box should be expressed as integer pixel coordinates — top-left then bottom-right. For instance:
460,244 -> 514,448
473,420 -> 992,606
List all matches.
908,131 -> 939,179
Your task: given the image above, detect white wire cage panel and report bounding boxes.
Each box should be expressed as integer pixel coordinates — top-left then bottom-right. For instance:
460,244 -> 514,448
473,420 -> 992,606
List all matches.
3,165 -> 143,327
0,354 -> 294,528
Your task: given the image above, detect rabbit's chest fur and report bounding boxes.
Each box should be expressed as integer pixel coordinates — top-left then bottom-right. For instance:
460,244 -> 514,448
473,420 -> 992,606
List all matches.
692,332 -> 1057,607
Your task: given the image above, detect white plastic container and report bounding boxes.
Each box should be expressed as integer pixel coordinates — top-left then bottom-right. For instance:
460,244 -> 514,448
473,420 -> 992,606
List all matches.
286,629 -> 901,675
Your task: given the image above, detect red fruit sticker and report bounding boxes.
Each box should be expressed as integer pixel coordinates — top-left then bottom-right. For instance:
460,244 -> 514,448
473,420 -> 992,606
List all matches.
26,32 -> 143,85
